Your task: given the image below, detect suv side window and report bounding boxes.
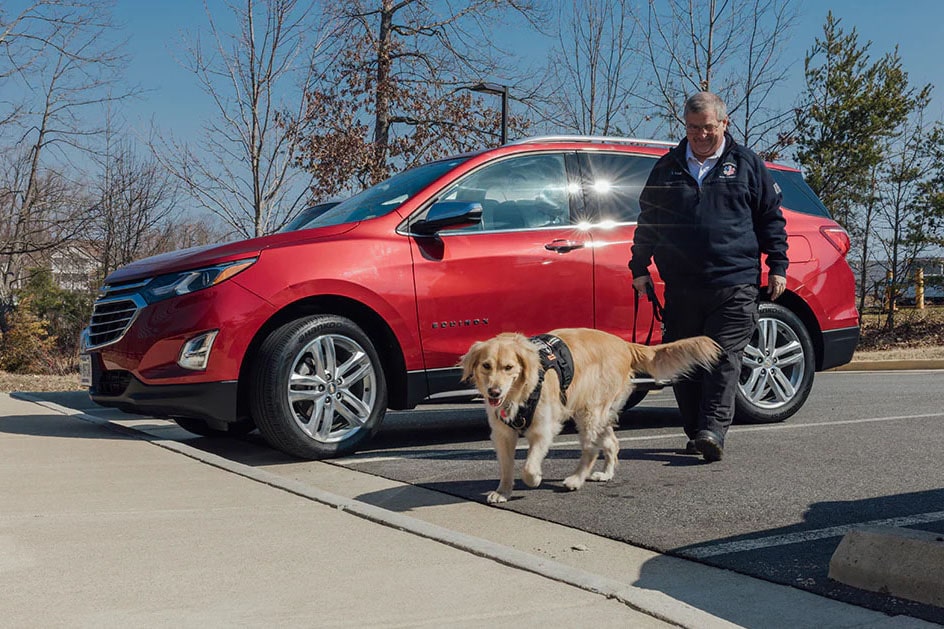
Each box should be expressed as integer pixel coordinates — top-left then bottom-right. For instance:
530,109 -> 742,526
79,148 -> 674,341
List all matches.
582,153 -> 656,223
438,153 -> 573,232
769,169 -> 832,218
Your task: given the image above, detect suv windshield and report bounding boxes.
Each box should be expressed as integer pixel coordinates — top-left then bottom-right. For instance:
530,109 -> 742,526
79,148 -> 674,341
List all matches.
280,202 -> 341,232
298,157 -> 469,229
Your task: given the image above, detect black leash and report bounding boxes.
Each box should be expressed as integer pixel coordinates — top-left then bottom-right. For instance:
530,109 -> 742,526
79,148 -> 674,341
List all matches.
632,283 -> 664,345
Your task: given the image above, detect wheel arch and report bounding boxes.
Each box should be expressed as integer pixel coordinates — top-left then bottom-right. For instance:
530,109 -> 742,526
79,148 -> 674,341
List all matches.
765,290 -> 825,370
235,296 -> 410,422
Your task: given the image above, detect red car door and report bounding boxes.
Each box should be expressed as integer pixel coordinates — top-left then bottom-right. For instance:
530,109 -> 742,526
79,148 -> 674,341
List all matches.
578,150 -> 665,343
411,151 -> 594,369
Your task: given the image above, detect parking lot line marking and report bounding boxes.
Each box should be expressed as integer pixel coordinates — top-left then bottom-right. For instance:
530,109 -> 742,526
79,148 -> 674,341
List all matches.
553,411 -> 944,448
681,511 -> 944,559
340,412 -> 944,462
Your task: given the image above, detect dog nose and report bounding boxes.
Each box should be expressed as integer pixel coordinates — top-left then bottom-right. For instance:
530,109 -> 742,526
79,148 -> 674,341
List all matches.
487,387 -> 502,399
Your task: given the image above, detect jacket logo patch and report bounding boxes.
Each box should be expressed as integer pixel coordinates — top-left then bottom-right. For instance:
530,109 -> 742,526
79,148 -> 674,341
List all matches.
721,162 -> 737,177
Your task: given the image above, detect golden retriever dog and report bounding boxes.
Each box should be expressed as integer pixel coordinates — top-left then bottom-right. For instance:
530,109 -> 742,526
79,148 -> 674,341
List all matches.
460,328 -> 720,504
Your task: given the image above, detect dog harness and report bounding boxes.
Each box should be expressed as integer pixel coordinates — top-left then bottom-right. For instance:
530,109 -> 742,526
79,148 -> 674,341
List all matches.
500,334 -> 575,433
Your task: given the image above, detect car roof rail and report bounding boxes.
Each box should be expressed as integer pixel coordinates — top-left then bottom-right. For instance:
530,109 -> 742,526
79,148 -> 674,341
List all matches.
508,135 -> 677,148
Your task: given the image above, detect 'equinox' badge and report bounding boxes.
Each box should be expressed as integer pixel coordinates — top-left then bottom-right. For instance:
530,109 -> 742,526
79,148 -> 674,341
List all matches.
432,318 -> 489,329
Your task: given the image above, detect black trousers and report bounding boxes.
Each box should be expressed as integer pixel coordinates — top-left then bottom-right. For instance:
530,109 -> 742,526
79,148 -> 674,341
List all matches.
662,283 -> 759,441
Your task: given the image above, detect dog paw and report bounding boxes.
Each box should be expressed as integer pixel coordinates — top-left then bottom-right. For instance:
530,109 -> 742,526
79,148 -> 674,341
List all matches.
563,475 -> 584,491
589,471 -> 613,483
486,491 -> 509,504
521,469 -> 542,488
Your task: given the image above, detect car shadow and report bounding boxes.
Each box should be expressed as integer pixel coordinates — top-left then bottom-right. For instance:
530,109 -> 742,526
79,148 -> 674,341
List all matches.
0,411 -> 130,440
12,390 -> 692,468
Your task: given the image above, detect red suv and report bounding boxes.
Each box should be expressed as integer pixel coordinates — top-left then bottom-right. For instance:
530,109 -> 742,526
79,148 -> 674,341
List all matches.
80,137 -> 859,459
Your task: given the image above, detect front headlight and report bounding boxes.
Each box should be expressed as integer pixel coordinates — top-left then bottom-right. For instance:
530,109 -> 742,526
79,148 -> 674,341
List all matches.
141,258 -> 257,304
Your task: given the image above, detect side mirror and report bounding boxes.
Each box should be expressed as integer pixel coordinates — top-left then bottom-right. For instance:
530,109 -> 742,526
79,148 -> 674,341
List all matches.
411,201 -> 482,236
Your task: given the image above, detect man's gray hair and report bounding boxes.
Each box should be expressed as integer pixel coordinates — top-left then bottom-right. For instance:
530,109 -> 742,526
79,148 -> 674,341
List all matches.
684,92 -> 727,121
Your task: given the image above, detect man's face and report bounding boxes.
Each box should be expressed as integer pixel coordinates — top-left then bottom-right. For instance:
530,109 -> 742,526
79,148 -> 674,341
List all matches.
685,110 -> 728,160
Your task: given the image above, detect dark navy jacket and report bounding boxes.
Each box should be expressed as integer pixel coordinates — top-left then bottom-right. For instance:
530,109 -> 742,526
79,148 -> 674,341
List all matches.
629,134 -> 788,288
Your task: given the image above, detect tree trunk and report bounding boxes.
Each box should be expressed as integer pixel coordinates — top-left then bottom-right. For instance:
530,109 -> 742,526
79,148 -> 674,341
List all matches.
372,0 -> 394,185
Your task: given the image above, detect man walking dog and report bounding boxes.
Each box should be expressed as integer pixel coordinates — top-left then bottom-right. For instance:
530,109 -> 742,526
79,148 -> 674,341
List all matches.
629,91 -> 789,462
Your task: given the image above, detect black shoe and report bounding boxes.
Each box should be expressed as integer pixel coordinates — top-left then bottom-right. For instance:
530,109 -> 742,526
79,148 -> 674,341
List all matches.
694,430 -> 724,462
683,439 -> 700,455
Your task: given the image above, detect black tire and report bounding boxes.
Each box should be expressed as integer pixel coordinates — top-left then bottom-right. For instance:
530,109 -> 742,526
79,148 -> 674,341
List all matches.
622,389 -> 649,411
173,417 -> 256,437
734,302 -> 815,424
249,315 -> 388,459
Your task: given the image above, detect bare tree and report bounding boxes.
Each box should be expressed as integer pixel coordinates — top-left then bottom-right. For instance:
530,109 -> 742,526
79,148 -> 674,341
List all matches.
288,0 -> 546,199
154,218 -> 227,253
541,0 -> 642,136
156,0 -> 332,239
634,0 -> 798,152
91,117 -> 181,281
855,167 -> 880,317
874,97 -> 944,327
0,152 -> 91,282
0,0 -> 132,316
1,1 -> 89,126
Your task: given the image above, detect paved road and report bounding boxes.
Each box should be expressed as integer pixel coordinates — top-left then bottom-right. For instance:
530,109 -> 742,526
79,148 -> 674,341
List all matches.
33,369 -> 944,625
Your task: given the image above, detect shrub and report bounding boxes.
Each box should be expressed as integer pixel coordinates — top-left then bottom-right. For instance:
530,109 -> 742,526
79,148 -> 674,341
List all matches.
21,268 -> 94,361
0,296 -> 59,374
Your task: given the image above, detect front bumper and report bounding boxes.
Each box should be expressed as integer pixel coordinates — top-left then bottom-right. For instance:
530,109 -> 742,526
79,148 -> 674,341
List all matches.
89,356 -> 239,425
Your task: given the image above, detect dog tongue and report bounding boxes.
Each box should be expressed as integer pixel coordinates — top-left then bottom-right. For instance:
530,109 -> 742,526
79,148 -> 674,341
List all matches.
488,397 -> 503,407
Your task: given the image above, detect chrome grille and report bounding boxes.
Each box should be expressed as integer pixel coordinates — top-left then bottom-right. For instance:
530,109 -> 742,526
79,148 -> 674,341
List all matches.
85,282 -> 149,350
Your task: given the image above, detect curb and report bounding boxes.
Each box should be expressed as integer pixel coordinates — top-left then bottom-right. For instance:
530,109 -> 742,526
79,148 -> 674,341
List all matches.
830,359 -> 944,371
829,526 -> 944,608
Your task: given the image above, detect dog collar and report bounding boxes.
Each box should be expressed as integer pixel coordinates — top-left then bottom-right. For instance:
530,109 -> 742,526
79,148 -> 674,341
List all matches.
498,334 -> 574,434
499,370 -> 544,433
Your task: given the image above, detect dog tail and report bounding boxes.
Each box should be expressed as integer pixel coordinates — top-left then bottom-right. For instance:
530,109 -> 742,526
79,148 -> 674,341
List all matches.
642,336 -> 722,382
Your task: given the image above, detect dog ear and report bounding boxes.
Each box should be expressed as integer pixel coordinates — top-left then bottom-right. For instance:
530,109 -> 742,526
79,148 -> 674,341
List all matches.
459,341 -> 485,382
515,336 -> 541,392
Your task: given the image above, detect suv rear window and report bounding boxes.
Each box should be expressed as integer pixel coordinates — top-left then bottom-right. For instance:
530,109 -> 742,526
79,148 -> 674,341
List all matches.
581,152 -> 656,223
770,169 -> 832,218
578,155 -> 830,223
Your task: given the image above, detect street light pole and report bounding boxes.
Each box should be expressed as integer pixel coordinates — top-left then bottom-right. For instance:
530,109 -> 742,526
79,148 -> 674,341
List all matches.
469,82 -> 508,146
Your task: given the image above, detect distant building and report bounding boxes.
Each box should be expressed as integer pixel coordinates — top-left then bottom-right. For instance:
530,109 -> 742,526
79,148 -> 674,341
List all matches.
48,242 -> 100,292
852,258 -> 944,306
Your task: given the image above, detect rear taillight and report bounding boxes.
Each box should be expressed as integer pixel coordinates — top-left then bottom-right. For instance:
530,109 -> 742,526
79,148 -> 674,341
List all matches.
820,226 -> 851,256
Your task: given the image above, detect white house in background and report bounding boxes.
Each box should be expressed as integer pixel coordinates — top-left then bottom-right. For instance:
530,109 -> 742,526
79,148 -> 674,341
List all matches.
48,242 -> 100,291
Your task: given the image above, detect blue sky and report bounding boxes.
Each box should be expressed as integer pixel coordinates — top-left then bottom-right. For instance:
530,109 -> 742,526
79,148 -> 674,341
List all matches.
788,0 -> 943,114
0,0 -> 920,151
92,1 -> 944,142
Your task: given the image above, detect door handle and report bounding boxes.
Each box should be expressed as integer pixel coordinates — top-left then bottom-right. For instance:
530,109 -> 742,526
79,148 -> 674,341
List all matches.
545,239 -> 585,253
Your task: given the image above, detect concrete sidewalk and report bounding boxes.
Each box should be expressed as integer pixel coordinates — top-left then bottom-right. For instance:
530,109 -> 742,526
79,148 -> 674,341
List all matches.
1,392 -> 939,628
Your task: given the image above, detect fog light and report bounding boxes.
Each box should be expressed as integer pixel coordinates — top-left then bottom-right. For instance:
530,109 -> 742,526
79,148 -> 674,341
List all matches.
178,330 -> 218,370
